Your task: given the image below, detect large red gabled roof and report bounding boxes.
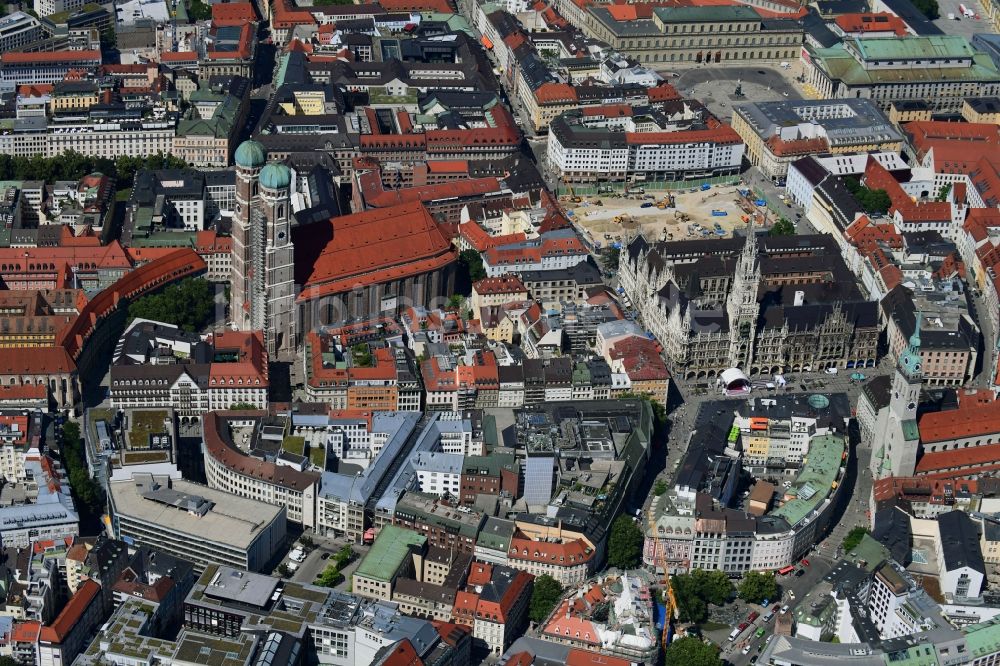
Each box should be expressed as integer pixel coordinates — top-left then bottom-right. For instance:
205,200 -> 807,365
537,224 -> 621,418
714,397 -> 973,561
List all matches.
293,202 -> 456,301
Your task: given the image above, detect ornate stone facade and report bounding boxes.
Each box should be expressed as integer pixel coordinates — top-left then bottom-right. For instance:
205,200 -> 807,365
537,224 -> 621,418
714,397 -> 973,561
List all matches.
620,232 -> 880,379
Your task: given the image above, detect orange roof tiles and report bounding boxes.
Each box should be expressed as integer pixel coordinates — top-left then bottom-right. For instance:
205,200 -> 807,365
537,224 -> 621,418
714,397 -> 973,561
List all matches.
919,400 -> 1000,444
543,600 -> 601,645
647,83 -> 682,102
508,534 -> 595,566
39,580 -> 100,644
11,622 -> 40,644
864,157 -> 951,223
358,169 -> 504,209
459,222 -> 527,253
203,411 -> 320,490
211,1 -> 256,24
834,12 -> 910,35
535,82 -> 578,105
0,384 -> 47,401
916,442 -> 1000,475
565,649 -> 635,666
626,125 -> 742,146
378,0 -> 452,10
1,50 -> 100,65
473,275 -> 527,296
159,51 -> 198,62
293,202 -> 456,301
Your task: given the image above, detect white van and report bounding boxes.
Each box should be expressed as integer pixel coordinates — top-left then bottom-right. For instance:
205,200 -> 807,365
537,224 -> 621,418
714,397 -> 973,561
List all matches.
729,627 -> 742,641
290,548 -> 306,563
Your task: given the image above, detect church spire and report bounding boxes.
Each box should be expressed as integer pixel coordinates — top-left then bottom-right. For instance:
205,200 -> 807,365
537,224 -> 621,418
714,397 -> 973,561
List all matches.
899,311 -> 922,381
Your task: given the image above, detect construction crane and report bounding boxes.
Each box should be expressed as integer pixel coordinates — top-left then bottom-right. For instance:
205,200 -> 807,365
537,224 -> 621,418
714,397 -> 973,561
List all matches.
648,503 -> 678,647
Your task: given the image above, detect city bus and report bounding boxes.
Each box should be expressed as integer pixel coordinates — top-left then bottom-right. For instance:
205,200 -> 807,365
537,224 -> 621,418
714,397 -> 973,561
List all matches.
777,565 -> 795,576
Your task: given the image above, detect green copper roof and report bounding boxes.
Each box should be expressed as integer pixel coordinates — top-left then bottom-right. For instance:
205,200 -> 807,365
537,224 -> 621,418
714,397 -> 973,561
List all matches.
234,140 -> 266,169
259,163 -> 291,190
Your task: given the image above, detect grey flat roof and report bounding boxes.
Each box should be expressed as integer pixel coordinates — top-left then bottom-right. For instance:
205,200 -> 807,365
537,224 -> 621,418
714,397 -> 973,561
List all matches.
202,566 -> 280,608
110,477 -> 283,549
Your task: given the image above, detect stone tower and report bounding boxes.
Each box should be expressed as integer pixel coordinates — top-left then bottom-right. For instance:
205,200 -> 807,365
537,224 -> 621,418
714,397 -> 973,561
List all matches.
874,314 -> 924,478
726,228 -> 760,369
231,140 -> 297,357
258,162 -> 296,357
231,139 -> 265,332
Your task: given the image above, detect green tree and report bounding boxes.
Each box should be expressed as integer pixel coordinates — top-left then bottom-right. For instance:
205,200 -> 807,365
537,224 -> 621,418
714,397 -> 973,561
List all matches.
738,571 -> 778,605
663,637 -> 722,666
844,177 -> 892,215
936,184 -> 952,202
229,402 -> 258,410
315,564 -> 341,588
842,526 -> 869,553
605,246 -> 621,270
672,574 -> 709,623
187,0 -> 212,20
276,563 -> 291,578
690,569 -> 732,606
653,480 -> 668,496
446,294 -> 465,312
607,515 -> 644,570
671,569 -> 734,622
59,422 -> 105,520
127,277 -> 215,332
459,249 -> 486,283
769,217 -> 795,236
351,343 -> 372,367
334,545 -> 353,567
912,0 -> 939,18
529,574 -> 563,623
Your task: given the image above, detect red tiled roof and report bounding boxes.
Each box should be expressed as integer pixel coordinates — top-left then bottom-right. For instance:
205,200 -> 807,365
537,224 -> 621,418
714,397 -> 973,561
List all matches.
202,410 -> 321,490
626,125 -> 742,146
864,157 -> 951,223
919,400 -> 1000,444
211,1 -> 256,24
647,84 -> 682,102
11,622 -> 40,644
915,442 -> 1000,475
0,384 -> 47,401
39,580 -> 100,644
543,600 -> 601,645
508,534 -> 594,566
377,639 -> 423,666
565,649 -> 635,666
834,12 -> 910,35
378,0 -> 452,10
293,202 -> 456,301
459,222 -> 527,253
159,51 -> 198,62
473,275 -> 527,296
357,169 -> 504,209
17,84 -> 53,97
1,50 -> 100,65
535,82 -> 578,105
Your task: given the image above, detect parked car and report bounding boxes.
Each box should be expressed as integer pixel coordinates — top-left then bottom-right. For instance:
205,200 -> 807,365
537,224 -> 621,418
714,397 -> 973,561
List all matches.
780,604 -> 790,615
747,612 -> 759,623
795,569 -> 806,577
801,559 -> 810,567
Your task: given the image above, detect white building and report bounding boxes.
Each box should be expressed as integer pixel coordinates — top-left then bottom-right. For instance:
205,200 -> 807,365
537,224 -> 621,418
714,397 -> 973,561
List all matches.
548,108 -> 744,185
412,451 -> 463,497
938,510 -> 986,602
785,152 -> 909,208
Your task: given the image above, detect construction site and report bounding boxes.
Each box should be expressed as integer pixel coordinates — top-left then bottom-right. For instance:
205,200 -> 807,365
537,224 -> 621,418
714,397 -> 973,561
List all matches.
563,183 -> 779,250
